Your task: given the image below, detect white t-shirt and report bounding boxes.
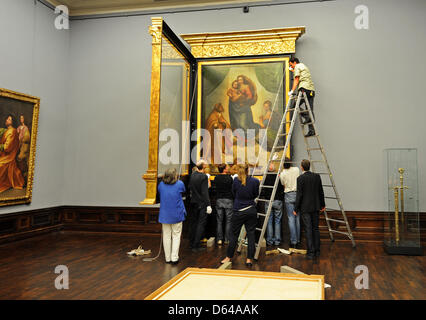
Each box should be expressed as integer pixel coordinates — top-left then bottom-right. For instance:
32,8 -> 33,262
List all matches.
279,167 -> 300,193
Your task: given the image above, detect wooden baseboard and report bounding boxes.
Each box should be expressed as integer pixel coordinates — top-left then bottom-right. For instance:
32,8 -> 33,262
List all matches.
319,211 -> 426,244
0,206 -> 424,246
0,205 -> 160,244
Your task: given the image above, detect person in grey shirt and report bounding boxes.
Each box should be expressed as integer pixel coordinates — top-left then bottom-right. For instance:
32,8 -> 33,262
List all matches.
280,157 -> 301,249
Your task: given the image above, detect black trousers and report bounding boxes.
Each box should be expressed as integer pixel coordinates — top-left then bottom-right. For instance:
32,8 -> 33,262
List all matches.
189,203 -> 208,249
301,211 -> 320,255
226,206 -> 257,260
299,88 -> 315,132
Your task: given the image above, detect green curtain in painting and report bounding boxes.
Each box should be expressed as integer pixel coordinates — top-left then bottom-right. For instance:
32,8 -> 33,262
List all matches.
254,62 -> 285,94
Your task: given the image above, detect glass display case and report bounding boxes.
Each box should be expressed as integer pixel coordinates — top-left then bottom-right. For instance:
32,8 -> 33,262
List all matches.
384,148 -> 422,255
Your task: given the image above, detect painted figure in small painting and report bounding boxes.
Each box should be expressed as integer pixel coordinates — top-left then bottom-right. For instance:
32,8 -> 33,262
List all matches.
0,114 -> 25,193
17,114 -> 31,182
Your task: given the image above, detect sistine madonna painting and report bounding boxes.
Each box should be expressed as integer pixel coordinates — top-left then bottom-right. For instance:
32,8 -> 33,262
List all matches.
198,57 -> 290,172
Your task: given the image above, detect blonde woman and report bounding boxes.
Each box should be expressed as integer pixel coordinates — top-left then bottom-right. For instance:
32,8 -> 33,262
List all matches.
221,164 -> 259,266
158,168 -> 186,264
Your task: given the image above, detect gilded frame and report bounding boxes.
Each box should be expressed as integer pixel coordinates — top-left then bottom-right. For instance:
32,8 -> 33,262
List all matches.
141,17 -> 194,204
142,18 -> 305,204
196,56 -> 291,168
0,88 -> 40,206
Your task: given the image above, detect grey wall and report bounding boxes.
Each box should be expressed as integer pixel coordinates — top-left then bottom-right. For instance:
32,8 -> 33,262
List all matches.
63,16 -> 152,206
1,0 -> 425,212
0,0 -> 69,213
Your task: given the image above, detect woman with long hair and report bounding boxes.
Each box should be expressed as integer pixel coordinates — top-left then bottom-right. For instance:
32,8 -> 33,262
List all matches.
221,164 -> 259,266
158,168 -> 187,264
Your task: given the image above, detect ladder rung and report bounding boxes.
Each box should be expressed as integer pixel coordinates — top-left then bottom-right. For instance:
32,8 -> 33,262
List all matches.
273,146 -> 286,149
260,185 -> 274,188
299,110 -> 310,113
325,196 -> 338,200
307,148 -> 322,151
302,122 -> 314,125
325,208 -> 341,212
311,160 -> 325,163
330,230 -> 351,236
257,213 -> 266,217
278,133 -> 289,137
256,199 -> 270,202
255,228 -> 263,232
316,172 -> 330,175
322,185 -> 334,188
326,218 -> 347,224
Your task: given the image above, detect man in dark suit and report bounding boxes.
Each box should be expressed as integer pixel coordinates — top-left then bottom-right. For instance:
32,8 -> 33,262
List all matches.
188,160 -> 212,252
294,159 -> 325,259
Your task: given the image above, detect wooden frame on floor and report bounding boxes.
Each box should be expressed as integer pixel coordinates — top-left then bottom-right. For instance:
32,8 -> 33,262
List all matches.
145,267 -> 324,300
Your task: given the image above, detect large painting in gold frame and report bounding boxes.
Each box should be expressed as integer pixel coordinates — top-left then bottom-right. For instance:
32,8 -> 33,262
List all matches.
196,57 -> 291,173
141,18 -> 305,204
0,88 -> 40,206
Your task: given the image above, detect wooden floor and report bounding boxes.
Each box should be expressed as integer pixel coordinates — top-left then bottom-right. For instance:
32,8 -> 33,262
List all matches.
0,231 -> 424,300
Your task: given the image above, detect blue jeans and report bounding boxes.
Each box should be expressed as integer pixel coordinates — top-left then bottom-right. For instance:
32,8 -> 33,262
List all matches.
265,200 -> 282,245
216,198 -> 233,242
285,192 -> 300,245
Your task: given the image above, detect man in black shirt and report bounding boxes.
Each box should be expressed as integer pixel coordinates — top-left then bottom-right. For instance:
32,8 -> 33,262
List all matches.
188,160 -> 212,252
214,164 -> 234,245
261,163 -> 284,246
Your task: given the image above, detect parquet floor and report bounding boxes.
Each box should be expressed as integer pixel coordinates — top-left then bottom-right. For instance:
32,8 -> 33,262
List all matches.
0,231 -> 424,300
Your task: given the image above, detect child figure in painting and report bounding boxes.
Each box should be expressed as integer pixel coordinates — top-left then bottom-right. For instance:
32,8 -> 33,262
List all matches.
226,80 -> 242,106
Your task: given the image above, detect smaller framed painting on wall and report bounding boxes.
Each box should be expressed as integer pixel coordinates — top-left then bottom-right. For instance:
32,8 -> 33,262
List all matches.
0,88 -> 40,206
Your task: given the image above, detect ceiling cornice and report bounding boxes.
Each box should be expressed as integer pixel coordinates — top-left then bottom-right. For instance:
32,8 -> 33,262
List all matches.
42,0 -> 333,18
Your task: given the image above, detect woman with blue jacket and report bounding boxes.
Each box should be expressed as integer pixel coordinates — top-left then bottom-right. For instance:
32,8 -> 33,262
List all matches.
158,168 -> 186,264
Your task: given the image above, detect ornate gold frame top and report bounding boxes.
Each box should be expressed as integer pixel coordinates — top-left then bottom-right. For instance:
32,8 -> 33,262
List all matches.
181,26 -> 305,58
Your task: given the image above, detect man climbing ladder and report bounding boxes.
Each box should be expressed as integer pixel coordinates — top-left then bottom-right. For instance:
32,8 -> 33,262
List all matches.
289,57 -> 316,137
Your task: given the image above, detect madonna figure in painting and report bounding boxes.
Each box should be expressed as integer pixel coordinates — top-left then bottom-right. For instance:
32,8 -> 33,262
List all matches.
227,75 -> 260,131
